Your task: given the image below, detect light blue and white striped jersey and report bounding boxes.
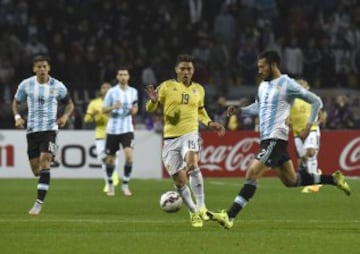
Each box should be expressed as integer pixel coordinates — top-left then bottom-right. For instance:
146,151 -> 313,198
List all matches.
103,84 -> 138,134
242,75 -> 323,141
14,76 -> 68,133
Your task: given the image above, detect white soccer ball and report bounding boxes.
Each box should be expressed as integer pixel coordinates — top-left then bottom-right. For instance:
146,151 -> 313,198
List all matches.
159,191 -> 183,213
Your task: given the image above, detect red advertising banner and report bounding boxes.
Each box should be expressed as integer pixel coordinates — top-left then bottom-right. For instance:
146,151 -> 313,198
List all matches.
162,130 -> 360,178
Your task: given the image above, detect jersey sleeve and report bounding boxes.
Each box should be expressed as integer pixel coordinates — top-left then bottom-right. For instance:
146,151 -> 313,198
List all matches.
103,89 -> 113,107
241,100 -> 259,115
157,82 -> 166,105
84,101 -> 94,123
198,107 -> 212,126
58,82 -> 68,99
133,88 -> 139,105
287,79 -> 323,124
198,86 -> 212,126
14,81 -> 27,102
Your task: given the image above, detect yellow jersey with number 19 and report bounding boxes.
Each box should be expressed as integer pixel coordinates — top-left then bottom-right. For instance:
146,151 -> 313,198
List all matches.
146,79 -> 212,138
290,98 -> 318,136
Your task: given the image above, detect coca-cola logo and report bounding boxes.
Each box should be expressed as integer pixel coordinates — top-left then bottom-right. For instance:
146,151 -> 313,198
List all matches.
200,138 -> 259,171
339,137 -> 360,171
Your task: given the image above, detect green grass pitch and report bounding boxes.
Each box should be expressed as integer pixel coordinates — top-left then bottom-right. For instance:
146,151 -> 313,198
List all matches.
0,178 -> 358,254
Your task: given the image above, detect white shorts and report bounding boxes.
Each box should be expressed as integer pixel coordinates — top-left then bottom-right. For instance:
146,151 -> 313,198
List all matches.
162,132 -> 201,176
95,139 -> 106,161
294,129 -> 320,158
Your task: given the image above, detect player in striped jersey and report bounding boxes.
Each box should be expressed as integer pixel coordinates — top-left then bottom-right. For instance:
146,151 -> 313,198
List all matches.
84,82 -> 119,193
12,55 -> 74,215
145,54 -> 225,228
102,67 -> 138,197
290,79 -> 326,193
207,50 -> 351,229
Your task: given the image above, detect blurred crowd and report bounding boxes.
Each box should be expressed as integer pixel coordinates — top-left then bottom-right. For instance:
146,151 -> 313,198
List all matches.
0,0 -> 359,130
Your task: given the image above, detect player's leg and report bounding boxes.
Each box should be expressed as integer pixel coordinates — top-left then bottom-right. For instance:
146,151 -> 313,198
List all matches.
276,160 -> 298,186
163,138 -> 202,227
294,136 -> 317,193
182,133 -> 208,219
278,157 -> 351,196
186,151 -> 208,220
303,147 -> 322,193
172,169 -> 202,227
50,134 -> 60,168
163,138 -> 197,212
28,131 -> 56,215
303,131 -> 320,174
112,151 -> 119,187
276,138 -> 319,187
104,154 -> 117,196
27,133 -> 41,176
228,159 -> 267,218
104,134 -> 119,196
29,158 -> 41,176
29,156 -> 43,215
208,139 -> 284,229
171,169 -> 196,212
121,147 -> 133,196
120,132 -> 135,196
96,139 -> 109,192
303,131 -> 322,192
207,158 -> 267,229
294,136 -> 306,170
225,140 -> 279,218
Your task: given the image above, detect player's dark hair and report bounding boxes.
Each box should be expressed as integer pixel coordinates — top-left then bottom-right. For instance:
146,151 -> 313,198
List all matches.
175,54 -> 194,66
117,65 -> 129,72
32,55 -> 50,65
258,50 -> 280,66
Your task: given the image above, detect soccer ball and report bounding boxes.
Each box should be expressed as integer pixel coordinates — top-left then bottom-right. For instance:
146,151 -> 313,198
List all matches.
159,191 -> 183,213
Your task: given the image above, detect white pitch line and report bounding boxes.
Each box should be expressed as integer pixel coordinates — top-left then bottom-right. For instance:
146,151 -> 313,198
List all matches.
0,218 -> 359,224
0,218 -> 187,224
208,181 -> 242,186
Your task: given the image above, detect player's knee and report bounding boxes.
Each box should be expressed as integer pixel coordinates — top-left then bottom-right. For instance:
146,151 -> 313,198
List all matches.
173,176 -> 187,187
124,159 -> 132,165
186,162 -> 199,172
40,154 -> 52,169
32,168 -> 41,177
283,180 -> 297,187
105,155 -> 115,165
245,167 -> 260,180
306,148 -> 316,158
172,170 -> 187,186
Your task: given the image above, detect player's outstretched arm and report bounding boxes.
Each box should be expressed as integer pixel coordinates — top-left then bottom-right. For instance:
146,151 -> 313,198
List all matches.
208,121 -> 225,136
145,84 -> 158,102
145,84 -> 160,112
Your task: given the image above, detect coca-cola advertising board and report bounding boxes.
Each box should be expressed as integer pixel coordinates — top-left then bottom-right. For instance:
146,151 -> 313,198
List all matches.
161,130 -> 360,178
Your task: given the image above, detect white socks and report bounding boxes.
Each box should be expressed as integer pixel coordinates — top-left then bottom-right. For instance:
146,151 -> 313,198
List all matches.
189,169 -> 205,209
306,156 -> 318,175
176,185 -> 196,213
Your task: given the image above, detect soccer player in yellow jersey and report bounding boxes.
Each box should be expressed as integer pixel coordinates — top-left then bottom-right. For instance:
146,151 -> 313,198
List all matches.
145,54 -> 225,228
290,79 -> 325,193
84,82 -> 119,192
